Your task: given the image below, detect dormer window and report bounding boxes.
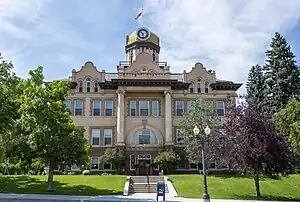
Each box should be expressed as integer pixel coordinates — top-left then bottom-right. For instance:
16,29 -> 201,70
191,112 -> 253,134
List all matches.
94,81 -> 98,92
86,78 -> 91,92
197,79 -> 201,93
78,81 -> 83,92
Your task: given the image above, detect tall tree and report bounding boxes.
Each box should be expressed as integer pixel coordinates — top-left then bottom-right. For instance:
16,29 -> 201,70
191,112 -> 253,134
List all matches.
18,66 -> 89,190
224,102 -> 294,197
263,32 -> 300,115
246,64 -> 265,111
179,96 -> 224,165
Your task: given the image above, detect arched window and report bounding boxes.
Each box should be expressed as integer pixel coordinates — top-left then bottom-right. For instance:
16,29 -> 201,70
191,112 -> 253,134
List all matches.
205,82 -> 209,93
86,78 -> 91,92
189,82 -> 194,93
152,52 -> 156,61
78,81 -> 83,92
197,79 -> 201,93
94,81 -> 98,92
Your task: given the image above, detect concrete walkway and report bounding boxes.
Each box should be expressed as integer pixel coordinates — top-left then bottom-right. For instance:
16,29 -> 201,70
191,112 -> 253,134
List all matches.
0,193 -> 298,202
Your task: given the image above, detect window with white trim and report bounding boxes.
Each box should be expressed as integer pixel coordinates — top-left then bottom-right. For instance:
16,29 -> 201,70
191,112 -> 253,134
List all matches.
176,129 -> 184,145
104,129 -> 112,145
74,100 -> 83,116
175,101 -> 184,116
91,129 -> 100,146
138,129 -> 151,144
139,100 -> 149,116
94,81 -> 98,92
152,100 -> 159,117
91,157 -> 99,170
197,79 -> 201,93
78,81 -> 83,92
130,100 -> 136,116
64,100 -> 71,112
93,100 -> 101,116
105,100 -> 113,116
86,78 -> 91,92
216,101 -> 225,116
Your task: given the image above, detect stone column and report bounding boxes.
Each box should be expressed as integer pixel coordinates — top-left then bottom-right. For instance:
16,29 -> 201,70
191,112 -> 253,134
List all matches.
116,89 -> 125,146
164,90 -> 173,145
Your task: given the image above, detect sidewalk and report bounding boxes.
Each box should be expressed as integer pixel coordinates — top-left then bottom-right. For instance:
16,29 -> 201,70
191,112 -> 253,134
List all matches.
0,193 -> 298,202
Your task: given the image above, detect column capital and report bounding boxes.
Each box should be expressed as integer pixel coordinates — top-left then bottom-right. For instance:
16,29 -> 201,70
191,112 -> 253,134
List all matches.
164,90 -> 172,96
116,89 -> 126,95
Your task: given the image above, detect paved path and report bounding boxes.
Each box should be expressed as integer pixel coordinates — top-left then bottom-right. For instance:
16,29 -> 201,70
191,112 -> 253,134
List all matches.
0,193 -> 298,202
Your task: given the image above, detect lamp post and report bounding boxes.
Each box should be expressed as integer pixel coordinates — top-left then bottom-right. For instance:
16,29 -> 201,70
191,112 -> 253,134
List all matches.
193,125 -> 211,202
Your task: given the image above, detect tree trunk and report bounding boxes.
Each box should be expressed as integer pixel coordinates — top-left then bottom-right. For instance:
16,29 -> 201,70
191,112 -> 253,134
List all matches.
47,158 -> 54,191
254,173 -> 261,197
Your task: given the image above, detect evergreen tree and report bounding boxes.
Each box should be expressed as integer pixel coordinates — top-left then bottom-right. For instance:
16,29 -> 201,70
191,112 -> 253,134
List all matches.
263,32 -> 300,115
246,64 -> 265,111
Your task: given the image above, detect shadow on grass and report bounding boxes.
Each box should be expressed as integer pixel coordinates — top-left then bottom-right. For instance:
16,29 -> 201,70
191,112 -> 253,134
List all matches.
207,173 -> 253,179
232,194 -> 300,201
0,176 -> 123,196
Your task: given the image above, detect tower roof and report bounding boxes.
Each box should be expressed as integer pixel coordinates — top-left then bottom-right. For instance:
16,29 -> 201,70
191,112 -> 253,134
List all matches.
126,29 -> 160,47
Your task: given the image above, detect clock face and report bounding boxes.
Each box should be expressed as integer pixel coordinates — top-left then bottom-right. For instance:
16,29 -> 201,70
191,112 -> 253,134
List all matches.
137,28 -> 150,40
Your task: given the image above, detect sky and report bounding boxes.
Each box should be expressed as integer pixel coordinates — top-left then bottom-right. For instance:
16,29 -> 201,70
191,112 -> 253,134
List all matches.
1,0 -> 300,93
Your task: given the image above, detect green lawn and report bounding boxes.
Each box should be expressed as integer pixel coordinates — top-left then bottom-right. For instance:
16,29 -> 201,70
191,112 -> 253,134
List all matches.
0,175 -> 125,196
169,174 -> 300,201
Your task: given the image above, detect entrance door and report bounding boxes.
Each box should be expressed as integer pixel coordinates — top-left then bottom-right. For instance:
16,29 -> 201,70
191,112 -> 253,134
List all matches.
138,159 -> 151,176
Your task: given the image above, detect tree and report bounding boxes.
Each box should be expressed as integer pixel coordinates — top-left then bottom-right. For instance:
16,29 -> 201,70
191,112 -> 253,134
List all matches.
263,32 -> 300,115
246,64 -> 265,111
224,101 -> 294,197
179,96 -> 224,165
154,149 -> 180,174
18,66 -> 89,190
273,98 -> 300,150
100,148 -> 125,173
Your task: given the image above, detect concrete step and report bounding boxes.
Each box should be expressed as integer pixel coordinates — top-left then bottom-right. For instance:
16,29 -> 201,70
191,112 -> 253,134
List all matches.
129,183 -> 169,193
130,176 -> 164,183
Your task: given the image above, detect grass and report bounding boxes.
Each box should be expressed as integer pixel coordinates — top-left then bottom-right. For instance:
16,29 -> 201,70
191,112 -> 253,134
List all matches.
169,174 -> 300,201
0,175 -> 125,196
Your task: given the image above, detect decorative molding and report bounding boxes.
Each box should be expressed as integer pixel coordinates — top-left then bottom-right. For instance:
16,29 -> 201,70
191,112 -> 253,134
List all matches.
142,119 -> 147,129
164,90 -> 172,96
116,89 -> 126,95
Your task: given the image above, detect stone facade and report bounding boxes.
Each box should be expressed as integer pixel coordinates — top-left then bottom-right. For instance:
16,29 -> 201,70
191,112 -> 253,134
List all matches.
65,27 -> 242,175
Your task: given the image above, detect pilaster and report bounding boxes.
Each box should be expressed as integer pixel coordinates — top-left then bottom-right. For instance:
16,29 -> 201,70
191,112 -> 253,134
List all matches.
164,90 -> 173,145
116,89 -> 125,146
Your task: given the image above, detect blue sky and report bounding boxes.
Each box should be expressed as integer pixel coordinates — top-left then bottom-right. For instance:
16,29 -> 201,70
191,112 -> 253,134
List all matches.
1,0 -> 300,90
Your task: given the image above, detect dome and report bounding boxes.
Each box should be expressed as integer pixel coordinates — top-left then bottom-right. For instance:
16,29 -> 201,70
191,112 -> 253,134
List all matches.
126,29 -> 160,46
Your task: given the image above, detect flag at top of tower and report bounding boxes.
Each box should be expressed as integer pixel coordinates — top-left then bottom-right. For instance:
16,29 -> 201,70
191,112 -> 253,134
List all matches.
135,8 -> 143,20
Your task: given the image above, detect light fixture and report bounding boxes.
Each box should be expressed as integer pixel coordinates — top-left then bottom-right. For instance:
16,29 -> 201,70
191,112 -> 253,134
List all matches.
193,126 -> 200,136
204,125 -> 211,136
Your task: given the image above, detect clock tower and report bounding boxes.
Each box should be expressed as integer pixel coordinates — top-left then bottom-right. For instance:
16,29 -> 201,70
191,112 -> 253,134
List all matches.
125,27 -> 160,64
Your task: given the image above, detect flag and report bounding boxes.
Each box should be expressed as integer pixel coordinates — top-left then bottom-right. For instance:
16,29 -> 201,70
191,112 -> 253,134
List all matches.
135,9 -> 143,20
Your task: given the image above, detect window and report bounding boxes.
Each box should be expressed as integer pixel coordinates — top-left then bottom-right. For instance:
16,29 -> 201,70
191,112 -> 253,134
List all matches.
216,101 -> 225,116
197,79 -> 201,93
130,155 -> 136,170
64,100 -> 71,112
152,100 -> 159,117
138,129 -> 151,144
152,52 -> 155,61
91,157 -> 99,170
139,100 -> 149,116
91,129 -> 100,146
103,162 -> 112,170
94,81 -> 98,92
205,82 -> 209,93
86,78 -> 91,92
175,101 -> 184,116
104,129 -> 112,145
93,100 -> 101,116
74,100 -> 83,116
130,100 -> 136,116
105,100 -> 113,116
189,82 -> 194,93
176,129 -> 184,145
219,128 -> 226,136
187,100 -> 195,113
189,162 -> 198,170
78,81 -> 83,92
71,164 -> 79,171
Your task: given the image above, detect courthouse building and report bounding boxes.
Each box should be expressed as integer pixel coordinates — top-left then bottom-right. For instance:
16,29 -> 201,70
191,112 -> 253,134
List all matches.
64,27 -> 242,175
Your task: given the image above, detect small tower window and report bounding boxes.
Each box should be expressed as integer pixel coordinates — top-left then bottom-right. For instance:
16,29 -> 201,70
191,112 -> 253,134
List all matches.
78,81 -> 83,92
152,52 -> 155,62
189,82 -> 194,93
197,79 -> 201,93
94,81 -> 98,92
130,51 -> 133,63
86,78 -> 91,92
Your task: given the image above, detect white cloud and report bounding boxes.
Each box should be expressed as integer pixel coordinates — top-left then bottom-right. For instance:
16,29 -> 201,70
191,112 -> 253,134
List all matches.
143,0 -> 300,92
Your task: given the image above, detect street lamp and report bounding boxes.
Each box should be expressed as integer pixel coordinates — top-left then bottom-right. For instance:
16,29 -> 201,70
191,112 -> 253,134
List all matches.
193,125 -> 211,202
